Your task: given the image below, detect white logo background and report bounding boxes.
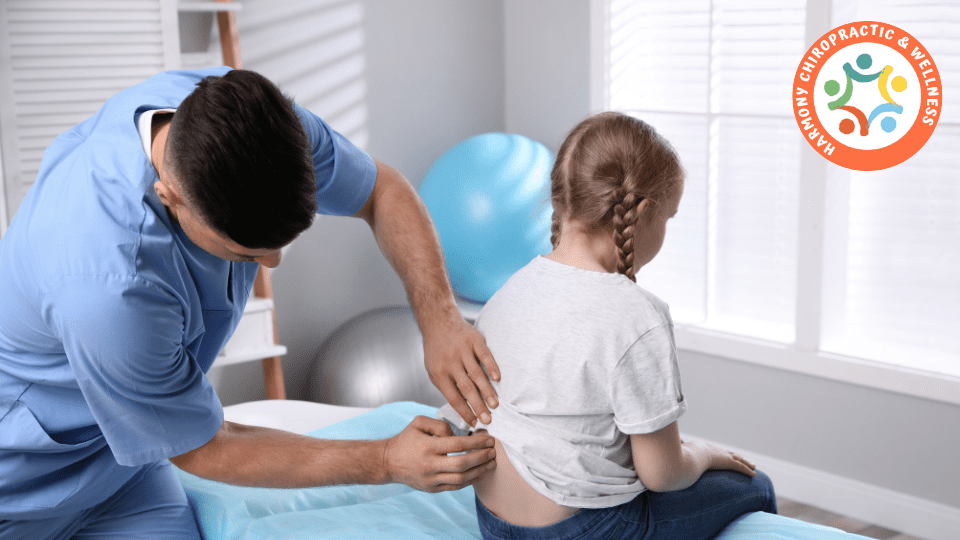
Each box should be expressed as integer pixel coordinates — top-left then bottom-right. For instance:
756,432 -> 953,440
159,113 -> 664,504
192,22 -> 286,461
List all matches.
814,42 -> 921,151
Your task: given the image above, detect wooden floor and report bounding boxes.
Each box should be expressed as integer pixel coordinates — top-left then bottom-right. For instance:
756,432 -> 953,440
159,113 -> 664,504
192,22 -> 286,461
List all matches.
777,497 -> 925,540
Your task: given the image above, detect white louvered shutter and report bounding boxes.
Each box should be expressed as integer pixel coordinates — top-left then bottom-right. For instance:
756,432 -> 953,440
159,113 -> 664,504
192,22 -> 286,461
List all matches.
0,0 -> 181,230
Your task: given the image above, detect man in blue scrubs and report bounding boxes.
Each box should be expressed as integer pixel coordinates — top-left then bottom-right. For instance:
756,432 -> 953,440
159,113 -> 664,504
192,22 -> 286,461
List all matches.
0,68 -> 500,538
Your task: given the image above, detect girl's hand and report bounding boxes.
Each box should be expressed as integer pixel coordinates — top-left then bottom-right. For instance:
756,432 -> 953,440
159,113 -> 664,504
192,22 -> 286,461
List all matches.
702,443 -> 757,477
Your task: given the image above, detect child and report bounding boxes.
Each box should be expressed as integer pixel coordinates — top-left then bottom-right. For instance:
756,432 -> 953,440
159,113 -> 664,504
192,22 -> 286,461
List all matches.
437,112 -> 777,539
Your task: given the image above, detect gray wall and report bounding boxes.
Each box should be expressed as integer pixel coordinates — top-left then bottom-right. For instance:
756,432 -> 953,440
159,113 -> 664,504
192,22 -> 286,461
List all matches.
681,351 -> 960,508
504,0 -> 591,151
214,0 -> 960,511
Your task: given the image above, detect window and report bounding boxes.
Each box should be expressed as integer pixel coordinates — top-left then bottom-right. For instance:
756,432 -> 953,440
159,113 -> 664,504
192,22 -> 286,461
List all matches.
598,0 -> 960,397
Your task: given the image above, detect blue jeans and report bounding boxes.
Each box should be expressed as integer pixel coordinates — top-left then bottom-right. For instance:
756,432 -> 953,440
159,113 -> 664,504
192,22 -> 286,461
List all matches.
476,470 -> 776,540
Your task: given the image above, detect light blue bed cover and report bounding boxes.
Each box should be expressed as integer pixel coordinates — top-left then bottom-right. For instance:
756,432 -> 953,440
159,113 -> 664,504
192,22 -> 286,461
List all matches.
174,402 -> 869,539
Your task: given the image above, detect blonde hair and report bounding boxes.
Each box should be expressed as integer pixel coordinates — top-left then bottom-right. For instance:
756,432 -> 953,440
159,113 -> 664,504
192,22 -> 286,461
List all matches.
550,112 -> 684,281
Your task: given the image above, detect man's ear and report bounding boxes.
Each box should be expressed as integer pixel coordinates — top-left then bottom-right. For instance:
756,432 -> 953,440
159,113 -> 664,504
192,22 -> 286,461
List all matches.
154,179 -> 182,209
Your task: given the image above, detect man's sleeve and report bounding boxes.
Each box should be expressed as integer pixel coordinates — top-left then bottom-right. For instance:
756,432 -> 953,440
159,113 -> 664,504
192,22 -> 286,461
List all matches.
42,275 -> 223,467
294,104 -> 378,216
609,323 -> 687,435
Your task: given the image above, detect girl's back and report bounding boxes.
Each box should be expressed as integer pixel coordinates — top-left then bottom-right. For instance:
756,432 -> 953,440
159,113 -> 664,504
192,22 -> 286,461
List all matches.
469,255 -> 685,524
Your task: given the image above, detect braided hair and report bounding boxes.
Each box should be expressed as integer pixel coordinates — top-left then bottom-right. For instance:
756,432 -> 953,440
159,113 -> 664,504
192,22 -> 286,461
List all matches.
549,112 -> 683,281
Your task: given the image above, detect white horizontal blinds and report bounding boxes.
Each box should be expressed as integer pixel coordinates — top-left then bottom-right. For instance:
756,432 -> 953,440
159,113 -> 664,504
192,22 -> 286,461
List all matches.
711,0 -> 805,117
707,0 -> 805,342
608,1 -> 806,339
634,112 -> 709,324
609,0 -> 711,113
710,117 -> 800,341
836,129 -> 960,375
609,0 -> 710,323
0,0 -> 176,224
824,0 -> 960,376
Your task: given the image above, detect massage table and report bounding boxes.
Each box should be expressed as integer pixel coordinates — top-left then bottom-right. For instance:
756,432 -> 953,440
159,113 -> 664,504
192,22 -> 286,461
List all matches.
174,400 -> 872,539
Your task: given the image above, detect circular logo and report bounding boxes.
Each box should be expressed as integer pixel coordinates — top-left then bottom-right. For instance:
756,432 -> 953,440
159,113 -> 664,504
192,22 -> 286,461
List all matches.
793,22 -> 942,171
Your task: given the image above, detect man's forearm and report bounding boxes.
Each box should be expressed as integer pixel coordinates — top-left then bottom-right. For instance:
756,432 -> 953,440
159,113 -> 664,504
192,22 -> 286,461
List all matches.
364,161 -> 460,330
171,421 -> 388,488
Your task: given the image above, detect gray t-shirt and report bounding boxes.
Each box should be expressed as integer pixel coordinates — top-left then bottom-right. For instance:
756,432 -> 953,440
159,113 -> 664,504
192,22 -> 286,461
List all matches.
438,256 -> 686,508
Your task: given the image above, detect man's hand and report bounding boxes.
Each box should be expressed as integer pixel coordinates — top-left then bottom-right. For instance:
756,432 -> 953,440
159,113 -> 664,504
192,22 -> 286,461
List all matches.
382,416 -> 497,492
423,317 -> 500,427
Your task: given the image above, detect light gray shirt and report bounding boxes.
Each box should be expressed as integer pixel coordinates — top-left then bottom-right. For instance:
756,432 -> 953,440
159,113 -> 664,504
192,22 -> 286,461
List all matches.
438,256 -> 686,508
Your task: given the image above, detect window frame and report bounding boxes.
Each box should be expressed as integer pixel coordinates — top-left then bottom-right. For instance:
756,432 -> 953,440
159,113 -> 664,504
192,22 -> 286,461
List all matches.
589,0 -> 960,406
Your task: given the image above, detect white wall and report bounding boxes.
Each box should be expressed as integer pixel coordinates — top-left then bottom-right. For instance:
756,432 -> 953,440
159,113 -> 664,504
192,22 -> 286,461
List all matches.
213,0 -> 505,405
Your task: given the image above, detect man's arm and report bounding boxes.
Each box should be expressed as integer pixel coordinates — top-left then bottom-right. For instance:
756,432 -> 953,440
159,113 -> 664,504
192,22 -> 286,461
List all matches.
171,416 -> 497,492
351,160 -> 500,427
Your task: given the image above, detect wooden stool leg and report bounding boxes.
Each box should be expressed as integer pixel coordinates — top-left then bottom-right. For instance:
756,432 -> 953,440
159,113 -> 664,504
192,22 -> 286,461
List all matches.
215,0 -> 243,69
254,265 -> 286,400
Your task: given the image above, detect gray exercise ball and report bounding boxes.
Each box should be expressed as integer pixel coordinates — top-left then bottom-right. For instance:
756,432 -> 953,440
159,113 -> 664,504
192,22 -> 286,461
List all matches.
309,306 -> 446,408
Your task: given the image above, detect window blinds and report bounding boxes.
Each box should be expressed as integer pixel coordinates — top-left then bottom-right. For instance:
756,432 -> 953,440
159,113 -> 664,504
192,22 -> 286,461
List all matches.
609,0 -> 806,342
607,0 -> 960,375
823,0 -> 960,376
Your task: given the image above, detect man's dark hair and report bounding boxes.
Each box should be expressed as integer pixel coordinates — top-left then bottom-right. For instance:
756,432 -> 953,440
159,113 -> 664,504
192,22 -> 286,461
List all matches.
167,69 -> 317,249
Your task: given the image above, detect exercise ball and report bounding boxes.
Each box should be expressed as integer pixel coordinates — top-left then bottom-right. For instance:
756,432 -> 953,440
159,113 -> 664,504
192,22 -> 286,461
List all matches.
309,306 -> 445,408
419,133 -> 554,303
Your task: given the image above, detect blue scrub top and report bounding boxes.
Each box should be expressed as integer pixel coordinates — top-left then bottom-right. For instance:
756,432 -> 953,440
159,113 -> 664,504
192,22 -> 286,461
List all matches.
0,67 -> 377,519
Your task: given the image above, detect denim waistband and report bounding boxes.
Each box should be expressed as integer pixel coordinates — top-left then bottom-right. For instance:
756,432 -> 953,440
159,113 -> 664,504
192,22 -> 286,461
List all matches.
474,496 -> 629,540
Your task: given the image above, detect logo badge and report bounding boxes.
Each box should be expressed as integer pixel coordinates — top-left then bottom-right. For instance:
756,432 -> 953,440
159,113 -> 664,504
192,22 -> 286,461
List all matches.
793,22 -> 942,171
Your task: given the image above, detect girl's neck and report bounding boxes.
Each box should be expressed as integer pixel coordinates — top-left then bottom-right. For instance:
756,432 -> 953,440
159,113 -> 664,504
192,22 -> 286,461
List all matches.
545,220 -> 617,274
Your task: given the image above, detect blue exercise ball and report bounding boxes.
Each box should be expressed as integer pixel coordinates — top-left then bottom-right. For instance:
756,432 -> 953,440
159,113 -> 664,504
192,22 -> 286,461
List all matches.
419,133 -> 554,303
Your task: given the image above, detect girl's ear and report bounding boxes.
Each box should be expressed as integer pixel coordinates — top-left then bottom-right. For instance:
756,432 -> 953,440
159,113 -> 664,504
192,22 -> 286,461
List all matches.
635,197 -> 651,219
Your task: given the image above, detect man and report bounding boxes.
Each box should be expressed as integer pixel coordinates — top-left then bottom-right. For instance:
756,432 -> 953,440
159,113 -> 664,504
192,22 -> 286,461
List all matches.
0,67 -> 499,538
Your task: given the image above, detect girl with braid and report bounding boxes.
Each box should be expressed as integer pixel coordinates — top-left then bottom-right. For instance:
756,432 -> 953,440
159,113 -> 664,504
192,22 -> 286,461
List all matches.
437,112 -> 777,539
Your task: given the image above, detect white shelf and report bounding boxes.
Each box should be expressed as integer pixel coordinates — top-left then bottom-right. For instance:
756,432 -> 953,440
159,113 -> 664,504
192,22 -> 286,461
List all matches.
179,2 -> 243,12
214,297 -> 284,368
214,344 -> 287,368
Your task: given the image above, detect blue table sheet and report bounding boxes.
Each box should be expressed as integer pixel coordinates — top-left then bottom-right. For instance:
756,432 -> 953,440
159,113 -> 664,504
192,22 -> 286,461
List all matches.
175,402 -> 868,539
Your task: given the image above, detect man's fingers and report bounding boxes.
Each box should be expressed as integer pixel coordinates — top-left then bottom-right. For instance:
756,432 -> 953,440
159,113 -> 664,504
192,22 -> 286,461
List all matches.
412,416 -> 454,438
432,431 -> 495,455
435,377 -> 477,427
440,447 -> 496,473
466,351 -> 499,411
456,370 -> 491,425
474,339 -> 500,383
431,459 -> 498,491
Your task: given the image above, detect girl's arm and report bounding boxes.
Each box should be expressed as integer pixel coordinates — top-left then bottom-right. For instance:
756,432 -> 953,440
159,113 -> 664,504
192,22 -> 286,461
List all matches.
630,421 -> 756,492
